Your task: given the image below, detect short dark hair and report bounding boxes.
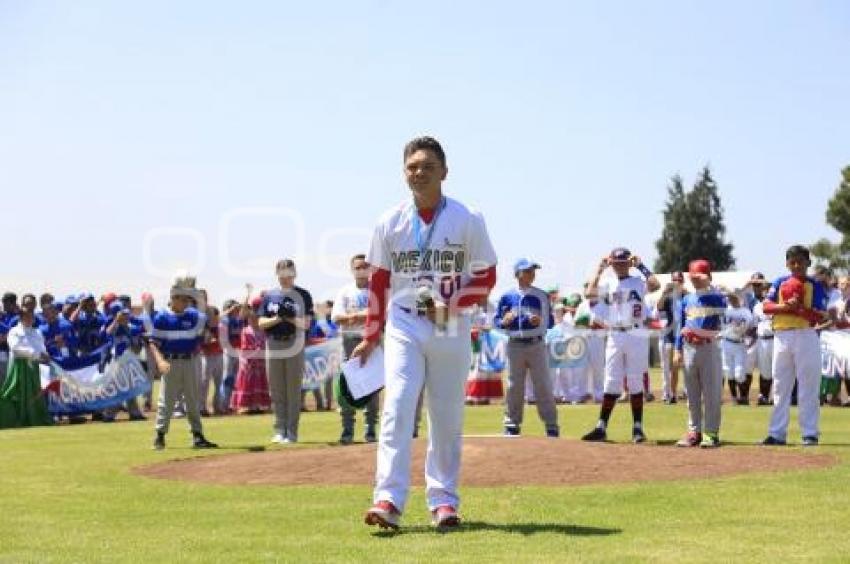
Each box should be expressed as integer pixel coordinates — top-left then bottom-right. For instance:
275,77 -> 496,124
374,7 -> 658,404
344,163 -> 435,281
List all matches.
786,245 -> 811,262
350,253 -> 366,264
403,136 -> 446,167
21,293 -> 36,305
207,305 -> 220,316
39,293 -> 54,306
2,292 -> 17,303
276,258 -> 296,273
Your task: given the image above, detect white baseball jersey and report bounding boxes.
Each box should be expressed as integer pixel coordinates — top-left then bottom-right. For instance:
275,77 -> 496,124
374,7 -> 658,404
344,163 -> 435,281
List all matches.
597,275 -> 648,328
752,300 -> 774,338
331,283 -> 369,336
721,306 -> 753,342
367,197 -> 498,312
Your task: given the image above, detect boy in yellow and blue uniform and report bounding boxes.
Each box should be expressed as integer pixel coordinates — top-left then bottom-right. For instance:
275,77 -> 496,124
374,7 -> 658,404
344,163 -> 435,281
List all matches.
761,245 -> 828,446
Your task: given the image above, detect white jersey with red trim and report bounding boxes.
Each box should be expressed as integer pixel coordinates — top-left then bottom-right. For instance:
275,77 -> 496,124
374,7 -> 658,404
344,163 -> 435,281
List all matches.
597,275 -> 648,328
367,196 -> 497,312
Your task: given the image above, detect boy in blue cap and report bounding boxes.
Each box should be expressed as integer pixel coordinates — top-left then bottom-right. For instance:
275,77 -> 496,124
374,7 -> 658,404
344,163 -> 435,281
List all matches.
495,258 -> 559,437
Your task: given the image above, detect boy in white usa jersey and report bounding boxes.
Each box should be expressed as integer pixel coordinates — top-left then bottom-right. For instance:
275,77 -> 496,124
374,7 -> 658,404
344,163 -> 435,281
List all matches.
353,137 -> 497,531
581,247 -> 660,443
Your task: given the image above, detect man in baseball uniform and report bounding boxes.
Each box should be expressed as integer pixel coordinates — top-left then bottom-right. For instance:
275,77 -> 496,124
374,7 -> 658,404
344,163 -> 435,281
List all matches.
721,290 -> 754,405
332,253 -> 379,444
495,258 -> 559,437
575,283 -> 607,402
581,247 -> 660,444
761,245 -> 828,446
747,273 -> 775,406
354,136 -> 497,531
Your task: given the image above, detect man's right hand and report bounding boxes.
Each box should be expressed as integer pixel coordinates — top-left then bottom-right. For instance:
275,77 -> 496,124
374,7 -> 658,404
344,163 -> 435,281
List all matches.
351,339 -> 377,366
501,311 -> 516,326
673,350 -> 682,367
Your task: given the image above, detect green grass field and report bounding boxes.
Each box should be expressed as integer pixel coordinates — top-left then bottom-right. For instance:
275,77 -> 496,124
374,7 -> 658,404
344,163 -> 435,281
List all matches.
2,381 -> 850,563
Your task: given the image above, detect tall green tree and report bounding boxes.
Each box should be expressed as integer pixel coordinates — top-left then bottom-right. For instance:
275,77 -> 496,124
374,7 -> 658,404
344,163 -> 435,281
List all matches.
811,166 -> 850,272
654,166 -> 735,272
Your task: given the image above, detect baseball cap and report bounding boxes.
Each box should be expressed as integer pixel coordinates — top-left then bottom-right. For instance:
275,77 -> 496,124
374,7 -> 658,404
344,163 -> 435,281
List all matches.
513,258 -> 541,274
64,295 -> 80,306
564,293 -> 583,307
671,271 -> 685,283
749,271 -> 768,285
108,302 -> 123,316
688,259 -> 712,279
609,247 -> 632,263
79,292 -> 95,302
545,285 -> 559,294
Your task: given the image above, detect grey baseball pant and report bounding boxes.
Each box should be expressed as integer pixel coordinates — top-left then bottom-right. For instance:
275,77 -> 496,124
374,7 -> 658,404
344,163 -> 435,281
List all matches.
155,356 -> 203,435
340,335 -> 379,431
266,336 -> 305,440
683,342 -> 723,434
504,339 -> 559,430
199,353 -> 224,413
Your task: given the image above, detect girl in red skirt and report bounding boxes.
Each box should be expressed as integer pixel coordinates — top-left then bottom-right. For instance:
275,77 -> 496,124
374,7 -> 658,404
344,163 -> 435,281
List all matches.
231,297 -> 271,414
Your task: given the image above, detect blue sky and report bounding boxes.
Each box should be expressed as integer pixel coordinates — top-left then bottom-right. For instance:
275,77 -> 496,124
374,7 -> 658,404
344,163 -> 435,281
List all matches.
1,1 -> 848,304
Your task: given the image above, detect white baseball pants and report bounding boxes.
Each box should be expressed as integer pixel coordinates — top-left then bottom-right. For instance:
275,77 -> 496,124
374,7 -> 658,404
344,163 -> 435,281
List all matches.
603,332 -> 649,395
768,329 -> 820,441
374,307 -> 471,513
721,340 -> 747,383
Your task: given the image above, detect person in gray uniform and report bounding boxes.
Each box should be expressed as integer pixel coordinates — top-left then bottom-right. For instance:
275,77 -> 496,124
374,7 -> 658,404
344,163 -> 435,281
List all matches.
149,286 -> 218,450
494,258 -> 559,438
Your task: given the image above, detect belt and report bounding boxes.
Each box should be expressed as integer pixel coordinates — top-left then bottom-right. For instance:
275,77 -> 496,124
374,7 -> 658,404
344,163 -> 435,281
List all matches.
510,336 -> 543,344
723,337 -> 743,344
759,335 -> 774,340
683,332 -> 714,346
162,352 -> 194,360
611,324 -> 640,332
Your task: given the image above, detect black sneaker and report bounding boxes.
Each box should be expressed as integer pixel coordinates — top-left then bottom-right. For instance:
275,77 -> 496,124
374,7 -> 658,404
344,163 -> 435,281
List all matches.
546,427 -> 560,439
632,428 -> 647,444
339,430 -> 354,445
757,395 -> 771,406
152,432 -> 165,450
503,425 -> 520,437
192,433 -> 218,449
761,436 -> 786,446
802,436 -> 819,446
581,428 -> 607,442
364,427 -> 377,443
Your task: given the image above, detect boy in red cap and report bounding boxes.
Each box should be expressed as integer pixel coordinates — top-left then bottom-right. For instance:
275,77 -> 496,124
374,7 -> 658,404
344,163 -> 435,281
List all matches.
673,259 -> 727,447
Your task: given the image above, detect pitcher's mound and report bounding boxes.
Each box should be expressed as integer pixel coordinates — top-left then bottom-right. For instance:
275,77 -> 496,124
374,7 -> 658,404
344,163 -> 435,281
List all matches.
133,437 -> 835,487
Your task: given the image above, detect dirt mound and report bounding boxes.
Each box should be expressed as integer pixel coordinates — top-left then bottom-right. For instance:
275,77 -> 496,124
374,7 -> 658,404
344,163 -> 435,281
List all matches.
133,437 -> 835,487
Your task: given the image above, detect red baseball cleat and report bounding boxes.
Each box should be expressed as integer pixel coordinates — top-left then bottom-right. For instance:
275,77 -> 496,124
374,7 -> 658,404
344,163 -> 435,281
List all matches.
431,505 -> 460,528
364,500 -> 400,530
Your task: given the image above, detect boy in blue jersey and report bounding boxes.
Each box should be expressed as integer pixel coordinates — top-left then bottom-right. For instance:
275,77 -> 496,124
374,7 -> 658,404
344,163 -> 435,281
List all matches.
761,245 -> 828,446
673,260 -> 727,448
495,258 -> 559,438
149,287 -> 217,450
